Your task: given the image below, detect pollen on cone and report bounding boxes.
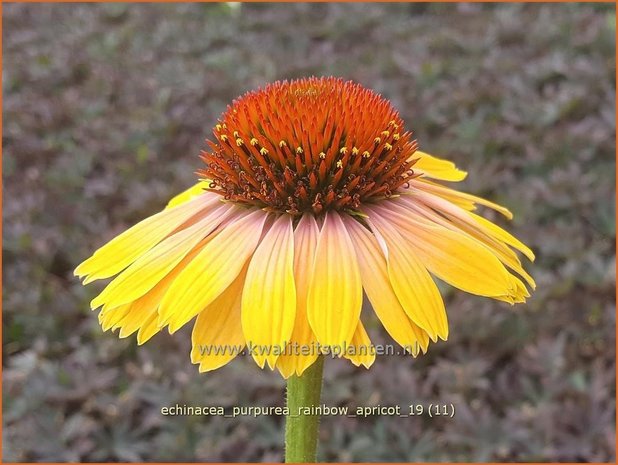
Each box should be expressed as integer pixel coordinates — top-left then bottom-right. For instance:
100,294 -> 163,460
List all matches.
199,77 -> 419,215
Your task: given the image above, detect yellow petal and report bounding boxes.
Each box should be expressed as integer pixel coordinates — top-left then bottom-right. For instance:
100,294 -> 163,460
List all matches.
343,216 -> 429,355
75,193 -> 219,282
277,214 -> 320,378
158,209 -> 269,333
307,211 -> 363,352
466,211 -> 534,261
242,215 -> 296,370
91,204 -> 235,310
412,179 -> 513,219
374,202 -> 515,299
364,207 -> 448,341
99,303 -> 131,332
191,267 -> 247,372
495,275 -> 530,305
137,313 -> 160,345
412,190 -> 534,261
343,321 -> 375,368
100,236 -> 212,340
400,194 -> 535,289
413,151 -> 468,182
512,275 -> 531,300
166,181 -> 211,209
117,296 -> 158,339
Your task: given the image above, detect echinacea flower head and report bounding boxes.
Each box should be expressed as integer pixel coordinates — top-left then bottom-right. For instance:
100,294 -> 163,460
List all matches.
76,77 -> 535,378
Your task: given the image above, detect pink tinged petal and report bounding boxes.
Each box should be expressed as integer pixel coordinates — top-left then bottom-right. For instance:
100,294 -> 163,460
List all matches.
343,215 -> 430,355
158,209 -> 269,333
307,211 -> 363,351
277,214 -> 320,378
242,214 -> 296,370
90,203 -> 236,310
75,193 -> 220,283
364,207 -> 448,342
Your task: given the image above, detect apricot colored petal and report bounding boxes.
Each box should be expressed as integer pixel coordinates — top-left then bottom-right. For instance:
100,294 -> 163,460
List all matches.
277,214 -> 320,378
374,203 -> 514,299
307,211 -> 363,351
364,207 -> 448,342
242,215 -> 296,369
343,215 -> 429,355
158,209 -> 269,333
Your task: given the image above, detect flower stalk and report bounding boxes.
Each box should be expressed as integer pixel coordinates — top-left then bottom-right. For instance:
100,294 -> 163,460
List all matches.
285,355 -> 325,463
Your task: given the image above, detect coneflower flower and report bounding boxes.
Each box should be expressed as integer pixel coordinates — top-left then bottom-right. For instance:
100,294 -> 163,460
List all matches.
75,77 -> 534,379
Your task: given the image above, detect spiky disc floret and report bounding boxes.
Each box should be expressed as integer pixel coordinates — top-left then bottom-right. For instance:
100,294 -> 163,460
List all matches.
199,77 -> 419,215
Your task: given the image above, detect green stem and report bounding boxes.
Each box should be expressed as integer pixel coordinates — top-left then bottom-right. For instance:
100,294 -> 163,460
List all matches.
285,355 -> 325,463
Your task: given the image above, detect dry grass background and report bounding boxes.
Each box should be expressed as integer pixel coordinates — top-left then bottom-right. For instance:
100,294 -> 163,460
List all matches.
3,3 -> 616,462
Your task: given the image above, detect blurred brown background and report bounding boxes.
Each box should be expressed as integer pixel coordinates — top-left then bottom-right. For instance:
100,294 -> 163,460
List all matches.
3,3 -> 616,462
